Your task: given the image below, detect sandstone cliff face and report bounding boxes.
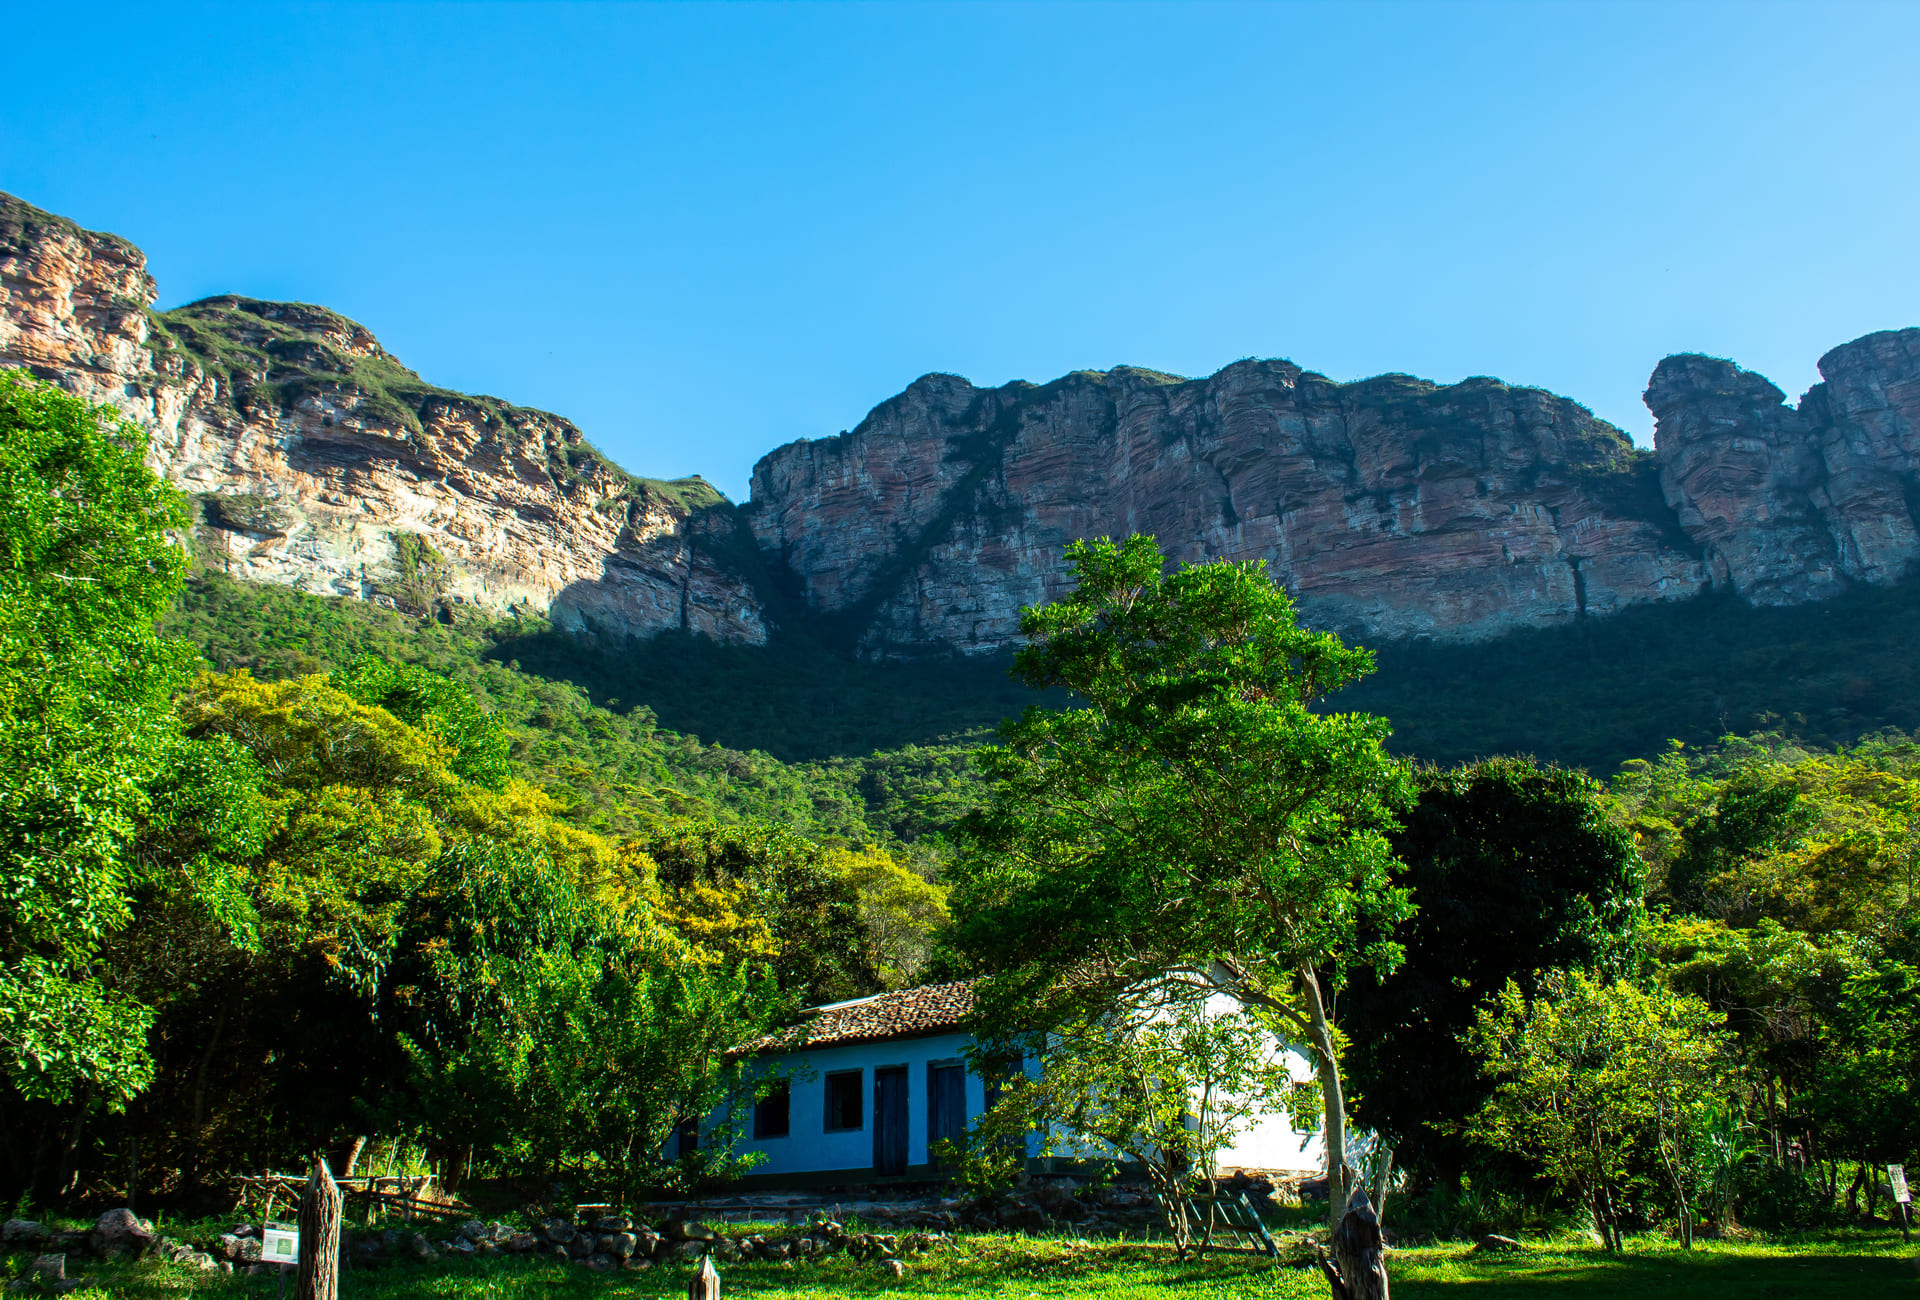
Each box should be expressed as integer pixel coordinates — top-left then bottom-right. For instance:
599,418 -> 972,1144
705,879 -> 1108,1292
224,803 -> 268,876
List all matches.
748,362 -> 1712,654
1649,330 -> 1920,605
0,193 -> 767,644
8,189 -> 1919,661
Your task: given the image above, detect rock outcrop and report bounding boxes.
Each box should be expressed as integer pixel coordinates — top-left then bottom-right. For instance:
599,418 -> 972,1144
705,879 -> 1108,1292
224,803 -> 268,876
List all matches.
1648,329 -> 1920,605
748,363 -> 1713,654
0,192 -> 766,644
6,189 -> 1919,658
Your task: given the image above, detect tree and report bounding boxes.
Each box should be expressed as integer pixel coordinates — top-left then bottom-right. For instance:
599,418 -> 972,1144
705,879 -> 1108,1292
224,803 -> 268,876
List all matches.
1342,757 -> 1644,1189
822,844 -> 950,989
1467,970 -> 1738,1249
0,372 -> 191,1198
948,535 -> 1413,1222
640,822 -> 881,1003
387,841 -> 774,1193
958,987 -> 1294,1253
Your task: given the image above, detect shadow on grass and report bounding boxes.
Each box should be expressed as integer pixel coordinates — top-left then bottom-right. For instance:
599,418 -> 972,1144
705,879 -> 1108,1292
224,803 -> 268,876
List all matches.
1393,1235 -> 1917,1299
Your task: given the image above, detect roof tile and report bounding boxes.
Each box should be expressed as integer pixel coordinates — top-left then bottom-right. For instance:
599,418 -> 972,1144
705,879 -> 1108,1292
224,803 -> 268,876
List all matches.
739,980 -> 977,1055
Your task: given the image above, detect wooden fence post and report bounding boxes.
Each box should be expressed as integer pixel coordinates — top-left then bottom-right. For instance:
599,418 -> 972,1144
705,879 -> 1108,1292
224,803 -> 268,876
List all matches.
297,1157 -> 342,1300
688,1252 -> 720,1300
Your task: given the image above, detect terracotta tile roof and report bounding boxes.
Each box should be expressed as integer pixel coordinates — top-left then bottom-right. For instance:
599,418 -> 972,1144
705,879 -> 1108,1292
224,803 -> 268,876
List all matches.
738,980 -> 977,1055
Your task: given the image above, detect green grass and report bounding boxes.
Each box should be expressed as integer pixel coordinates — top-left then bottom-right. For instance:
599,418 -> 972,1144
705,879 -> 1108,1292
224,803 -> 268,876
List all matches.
12,1230 -> 1914,1300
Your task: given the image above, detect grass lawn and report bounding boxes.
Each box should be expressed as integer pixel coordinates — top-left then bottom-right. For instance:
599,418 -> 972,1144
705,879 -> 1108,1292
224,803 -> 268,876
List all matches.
16,1230 -> 1915,1300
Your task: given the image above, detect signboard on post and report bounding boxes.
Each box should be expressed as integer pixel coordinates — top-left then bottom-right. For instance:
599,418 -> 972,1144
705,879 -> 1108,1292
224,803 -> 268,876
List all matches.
261,1225 -> 300,1264
1892,1166 -> 1913,1245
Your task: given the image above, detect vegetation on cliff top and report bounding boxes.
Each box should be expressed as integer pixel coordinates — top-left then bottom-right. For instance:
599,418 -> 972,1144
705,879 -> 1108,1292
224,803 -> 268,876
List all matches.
143,294 -> 720,508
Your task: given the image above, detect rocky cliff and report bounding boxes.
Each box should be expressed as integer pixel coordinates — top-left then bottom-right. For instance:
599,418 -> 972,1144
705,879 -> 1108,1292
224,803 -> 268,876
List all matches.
1647,329 -> 1920,606
5,189 -> 1918,658
747,363 -> 1714,654
0,193 -> 768,643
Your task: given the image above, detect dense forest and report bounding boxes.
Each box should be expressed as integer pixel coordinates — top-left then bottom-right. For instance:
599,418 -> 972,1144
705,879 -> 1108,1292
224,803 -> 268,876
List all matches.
3,374 -> 1914,1246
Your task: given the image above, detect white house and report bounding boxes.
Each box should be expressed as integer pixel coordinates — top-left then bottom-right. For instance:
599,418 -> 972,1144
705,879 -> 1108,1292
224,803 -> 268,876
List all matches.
711,980 -> 1326,1185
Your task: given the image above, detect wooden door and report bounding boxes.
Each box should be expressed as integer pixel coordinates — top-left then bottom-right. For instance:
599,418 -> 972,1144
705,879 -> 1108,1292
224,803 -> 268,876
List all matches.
873,1066 -> 909,1175
927,1063 -> 966,1170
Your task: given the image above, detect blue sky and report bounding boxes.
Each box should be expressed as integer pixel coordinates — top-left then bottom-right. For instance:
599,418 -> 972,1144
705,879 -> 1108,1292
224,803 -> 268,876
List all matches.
5,1 -> 1916,499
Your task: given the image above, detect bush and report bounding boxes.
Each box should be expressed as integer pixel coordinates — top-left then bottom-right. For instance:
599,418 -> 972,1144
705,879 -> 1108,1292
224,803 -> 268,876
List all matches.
1736,1164 -> 1837,1229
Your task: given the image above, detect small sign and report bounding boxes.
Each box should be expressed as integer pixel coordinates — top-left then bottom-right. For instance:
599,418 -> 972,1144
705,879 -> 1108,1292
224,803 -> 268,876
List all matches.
1892,1165 -> 1911,1205
261,1226 -> 300,1264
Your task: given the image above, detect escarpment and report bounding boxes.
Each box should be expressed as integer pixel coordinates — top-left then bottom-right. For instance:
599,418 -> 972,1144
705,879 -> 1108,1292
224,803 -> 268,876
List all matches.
747,363 -> 1714,654
5,189 -> 1919,658
0,192 -> 767,644
1648,329 -> 1920,606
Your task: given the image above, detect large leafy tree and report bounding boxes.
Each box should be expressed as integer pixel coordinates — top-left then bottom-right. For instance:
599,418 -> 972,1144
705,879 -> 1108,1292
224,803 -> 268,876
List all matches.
0,373 -> 193,1196
387,841 -> 775,1193
1468,971 -> 1738,1251
639,821 -> 881,1003
948,535 -> 1413,1220
1342,757 -> 1644,1188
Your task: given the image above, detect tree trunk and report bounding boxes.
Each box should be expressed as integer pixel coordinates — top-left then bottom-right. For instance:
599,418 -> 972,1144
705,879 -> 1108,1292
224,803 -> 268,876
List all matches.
1300,966 -> 1350,1229
1320,1185 -> 1389,1300
297,1157 -> 342,1300
340,1136 -> 367,1179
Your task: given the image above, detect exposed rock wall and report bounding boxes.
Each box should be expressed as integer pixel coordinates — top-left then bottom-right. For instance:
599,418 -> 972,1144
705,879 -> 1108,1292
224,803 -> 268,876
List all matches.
1648,329 -> 1920,605
7,189 -> 1919,660
748,363 -> 1712,654
0,192 -> 766,644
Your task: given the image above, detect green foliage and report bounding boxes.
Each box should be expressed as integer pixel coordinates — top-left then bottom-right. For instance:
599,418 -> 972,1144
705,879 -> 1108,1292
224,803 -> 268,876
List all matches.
332,654 -> 512,789
1468,970 -> 1740,1250
1803,919 -> 1920,1168
388,841 -> 775,1192
0,371 -> 190,1110
1342,580 -> 1920,774
949,535 -> 1412,1224
159,571 -> 979,845
821,844 -> 950,989
639,821 -> 880,1004
958,991 -> 1294,1253
1343,757 -> 1646,1182
380,532 -> 451,616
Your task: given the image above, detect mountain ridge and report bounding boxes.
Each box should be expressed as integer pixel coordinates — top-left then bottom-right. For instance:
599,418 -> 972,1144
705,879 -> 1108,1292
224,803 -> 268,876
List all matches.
4,188 -> 1918,657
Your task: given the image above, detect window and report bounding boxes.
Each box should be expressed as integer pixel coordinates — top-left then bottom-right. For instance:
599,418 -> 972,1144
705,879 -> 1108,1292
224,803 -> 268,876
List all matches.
824,1069 -> 863,1131
673,1118 -> 699,1158
753,1079 -> 791,1139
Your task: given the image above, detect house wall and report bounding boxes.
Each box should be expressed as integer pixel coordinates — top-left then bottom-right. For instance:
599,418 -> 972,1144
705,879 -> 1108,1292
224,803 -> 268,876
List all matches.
722,1031 -> 992,1182
719,1027 -> 1328,1184
1214,1045 -> 1326,1175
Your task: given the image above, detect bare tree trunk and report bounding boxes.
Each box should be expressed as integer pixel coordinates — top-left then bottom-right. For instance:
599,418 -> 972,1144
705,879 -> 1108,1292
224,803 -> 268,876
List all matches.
1300,966 -> 1350,1229
1319,1186 -> 1389,1300
340,1136 -> 367,1179
297,1157 -> 342,1300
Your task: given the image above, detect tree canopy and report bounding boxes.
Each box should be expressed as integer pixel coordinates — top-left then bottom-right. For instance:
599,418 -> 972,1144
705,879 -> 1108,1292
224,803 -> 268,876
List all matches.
1343,757 -> 1645,1184
948,535 -> 1413,1220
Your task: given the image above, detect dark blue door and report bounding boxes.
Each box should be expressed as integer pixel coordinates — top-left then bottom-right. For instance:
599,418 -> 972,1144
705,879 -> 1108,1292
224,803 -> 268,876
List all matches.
873,1066 -> 908,1175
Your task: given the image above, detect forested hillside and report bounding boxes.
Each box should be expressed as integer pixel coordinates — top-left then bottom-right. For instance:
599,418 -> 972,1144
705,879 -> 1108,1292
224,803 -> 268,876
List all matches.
162,573 -> 982,848
172,562 -> 1920,784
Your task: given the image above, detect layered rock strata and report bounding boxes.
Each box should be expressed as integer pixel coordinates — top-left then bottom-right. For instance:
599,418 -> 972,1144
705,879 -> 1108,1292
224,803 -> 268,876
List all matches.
6,189 -> 1919,657
0,192 -> 766,643
1648,329 -> 1920,605
747,364 -> 1713,654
